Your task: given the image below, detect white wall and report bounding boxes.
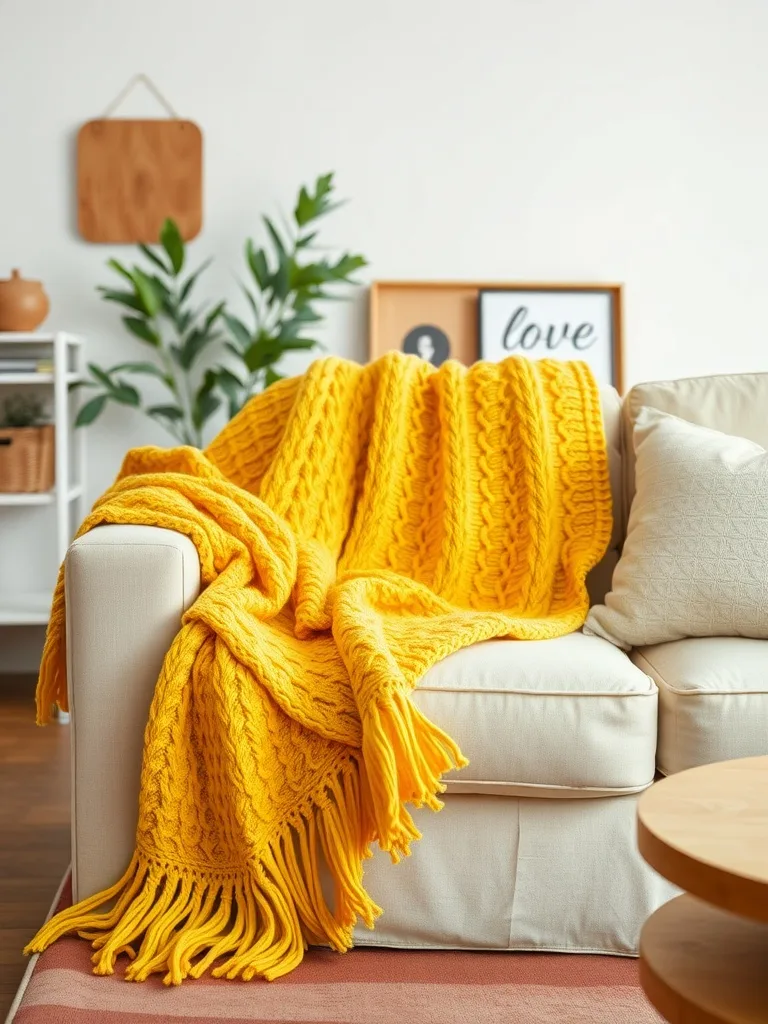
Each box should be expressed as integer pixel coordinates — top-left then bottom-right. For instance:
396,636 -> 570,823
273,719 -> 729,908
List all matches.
2,0 -> 767,669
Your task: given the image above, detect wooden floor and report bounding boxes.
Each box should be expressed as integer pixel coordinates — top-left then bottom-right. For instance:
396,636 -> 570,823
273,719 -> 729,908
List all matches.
0,674 -> 70,1020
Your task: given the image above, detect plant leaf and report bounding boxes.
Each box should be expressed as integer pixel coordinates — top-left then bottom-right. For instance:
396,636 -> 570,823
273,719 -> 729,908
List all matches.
138,244 -> 172,275
148,274 -> 174,318
98,288 -> 146,313
87,363 -> 114,390
75,393 -> 108,426
292,287 -> 315,314
290,262 -> 335,289
176,328 -> 212,370
246,242 -> 270,291
110,381 -> 141,406
241,332 -> 315,373
331,253 -> 368,280
264,367 -> 284,388
269,257 -> 291,302
294,186 -> 317,227
213,366 -> 245,417
204,300 -> 226,331
243,335 -> 282,373
294,172 -> 337,226
214,366 -> 243,385
223,340 -> 245,361
296,230 -> 319,249
281,338 -> 319,352
291,305 -> 323,324
263,216 -> 287,260
160,218 -> 185,275
122,316 -> 161,347
216,366 -> 244,387
304,286 -> 345,303
130,268 -> 162,317
110,361 -> 175,389
277,319 -> 299,342
179,258 -> 213,303
193,392 -> 221,429
223,313 -> 252,351
107,259 -> 135,285
315,171 -> 334,201
176,309 -> 193,334
148,404 -> 184,421
240,282 -> 260,323
109,360 -> 162,375
192,369 -> 221,429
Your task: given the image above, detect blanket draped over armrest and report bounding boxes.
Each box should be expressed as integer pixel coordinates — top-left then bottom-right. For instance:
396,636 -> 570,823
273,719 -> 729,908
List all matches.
29,353 -> 611,983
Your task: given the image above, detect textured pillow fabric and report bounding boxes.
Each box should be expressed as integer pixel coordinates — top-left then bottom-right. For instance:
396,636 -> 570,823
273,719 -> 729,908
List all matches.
585,406 -> 768,649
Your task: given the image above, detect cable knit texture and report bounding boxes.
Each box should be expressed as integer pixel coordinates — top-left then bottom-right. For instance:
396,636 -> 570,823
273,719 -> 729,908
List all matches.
29,353 -> 611,984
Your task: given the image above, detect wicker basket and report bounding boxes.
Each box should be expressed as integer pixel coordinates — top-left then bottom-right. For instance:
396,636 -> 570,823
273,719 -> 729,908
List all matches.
0,425 -> 55,493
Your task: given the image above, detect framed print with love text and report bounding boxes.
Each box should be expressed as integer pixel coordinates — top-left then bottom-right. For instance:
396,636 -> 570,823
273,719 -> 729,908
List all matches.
478,284 -> 623,390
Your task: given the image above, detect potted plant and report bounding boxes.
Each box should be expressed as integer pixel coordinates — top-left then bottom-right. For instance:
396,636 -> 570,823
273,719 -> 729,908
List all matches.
75,218 -> 225,447
0,394 -> 55,493
76,173 -> 367,445
217,172 -> 367,414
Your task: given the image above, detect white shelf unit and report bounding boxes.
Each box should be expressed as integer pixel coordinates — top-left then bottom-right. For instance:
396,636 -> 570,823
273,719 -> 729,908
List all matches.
0,331 -> 86,626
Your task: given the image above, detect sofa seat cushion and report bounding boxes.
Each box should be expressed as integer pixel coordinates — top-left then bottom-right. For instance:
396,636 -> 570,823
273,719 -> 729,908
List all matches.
413,632 -> 657,798
632,637 -> 768,776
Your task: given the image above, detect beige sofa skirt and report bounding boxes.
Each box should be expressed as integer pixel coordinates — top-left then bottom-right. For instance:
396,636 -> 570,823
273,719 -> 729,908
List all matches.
351,792 -> 675,955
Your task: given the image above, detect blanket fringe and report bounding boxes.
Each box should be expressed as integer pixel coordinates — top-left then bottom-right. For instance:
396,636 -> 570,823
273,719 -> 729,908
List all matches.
36,576 -> 67,724
362,690 -> 469,862
25,763 -> 383,984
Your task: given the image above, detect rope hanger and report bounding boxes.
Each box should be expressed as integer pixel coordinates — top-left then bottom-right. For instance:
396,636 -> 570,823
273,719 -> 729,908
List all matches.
101,73 -> 180,119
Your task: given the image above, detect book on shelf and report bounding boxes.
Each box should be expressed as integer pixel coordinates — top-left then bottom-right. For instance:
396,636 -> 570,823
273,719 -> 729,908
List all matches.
0,358 -> 54,373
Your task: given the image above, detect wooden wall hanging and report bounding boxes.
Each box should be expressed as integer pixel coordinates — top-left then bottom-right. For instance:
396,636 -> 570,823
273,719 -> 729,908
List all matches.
77,74 -> 203,244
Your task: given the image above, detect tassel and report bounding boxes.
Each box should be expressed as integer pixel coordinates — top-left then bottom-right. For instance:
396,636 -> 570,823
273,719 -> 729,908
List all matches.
35,574 -> 68,724
361,689 -> 468,861
25,759 -> 386,983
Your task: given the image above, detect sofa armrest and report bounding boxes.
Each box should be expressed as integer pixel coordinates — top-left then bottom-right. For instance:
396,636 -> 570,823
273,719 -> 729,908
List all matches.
66,524 -> 200,902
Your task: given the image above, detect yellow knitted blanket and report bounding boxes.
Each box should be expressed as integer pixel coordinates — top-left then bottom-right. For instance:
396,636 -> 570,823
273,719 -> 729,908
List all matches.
29,353 -> 611,984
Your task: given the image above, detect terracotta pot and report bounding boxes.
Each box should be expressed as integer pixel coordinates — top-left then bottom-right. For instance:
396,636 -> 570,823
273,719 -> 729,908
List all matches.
0,269 -> 50,332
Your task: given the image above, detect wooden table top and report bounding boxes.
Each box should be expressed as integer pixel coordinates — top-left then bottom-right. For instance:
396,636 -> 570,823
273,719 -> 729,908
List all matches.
638,756 -> 768,923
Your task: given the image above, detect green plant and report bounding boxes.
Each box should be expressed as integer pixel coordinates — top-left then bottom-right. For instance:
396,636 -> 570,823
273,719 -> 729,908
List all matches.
76,219 -> 224,446
2,394 -> 46,428
76,175 -> 367,445
217,173 -> 367,415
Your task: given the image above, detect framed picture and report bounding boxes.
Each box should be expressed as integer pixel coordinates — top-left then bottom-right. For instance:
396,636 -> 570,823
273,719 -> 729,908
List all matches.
478,285 -> 623,390
369,281 -> 481,367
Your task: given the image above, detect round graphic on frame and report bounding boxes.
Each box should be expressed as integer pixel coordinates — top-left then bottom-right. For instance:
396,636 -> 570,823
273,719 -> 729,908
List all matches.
401,325 -> 451,367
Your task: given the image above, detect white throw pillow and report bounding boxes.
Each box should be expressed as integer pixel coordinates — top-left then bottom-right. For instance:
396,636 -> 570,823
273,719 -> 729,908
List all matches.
585,406 -> 768,649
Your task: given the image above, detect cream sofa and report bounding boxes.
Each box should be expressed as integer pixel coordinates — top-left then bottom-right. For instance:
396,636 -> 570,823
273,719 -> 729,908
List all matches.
64,372 -> 768,955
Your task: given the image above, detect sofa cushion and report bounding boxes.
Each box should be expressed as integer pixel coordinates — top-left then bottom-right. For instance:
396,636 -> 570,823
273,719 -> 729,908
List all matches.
586,407 -> 768,649
622,371 -> 768,529
587,386 -> 624,607
414,632 -> 657,798
632,637 -> 768,776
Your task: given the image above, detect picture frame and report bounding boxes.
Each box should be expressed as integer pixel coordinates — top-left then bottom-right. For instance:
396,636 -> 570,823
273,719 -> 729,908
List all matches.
369,281 -> 480,367
477,284 -> 623,390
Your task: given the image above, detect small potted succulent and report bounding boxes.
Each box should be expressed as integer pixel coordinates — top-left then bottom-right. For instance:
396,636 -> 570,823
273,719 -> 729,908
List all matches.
0,394 -> 55,493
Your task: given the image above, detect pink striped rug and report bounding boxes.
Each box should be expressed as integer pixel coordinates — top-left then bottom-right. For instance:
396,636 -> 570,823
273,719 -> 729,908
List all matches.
11,878 -> 662,1023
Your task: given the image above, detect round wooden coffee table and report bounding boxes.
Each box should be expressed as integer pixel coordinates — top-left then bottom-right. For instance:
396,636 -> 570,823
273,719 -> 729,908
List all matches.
637,756 -> 768,1024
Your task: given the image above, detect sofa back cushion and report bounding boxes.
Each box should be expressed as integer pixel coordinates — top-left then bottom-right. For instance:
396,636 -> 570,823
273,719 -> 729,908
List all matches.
588,386 -> 624,606
622,372 -> 768,526
587,407 -> 768,647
